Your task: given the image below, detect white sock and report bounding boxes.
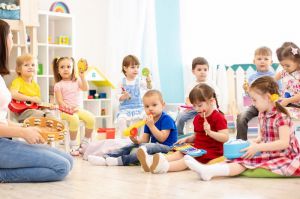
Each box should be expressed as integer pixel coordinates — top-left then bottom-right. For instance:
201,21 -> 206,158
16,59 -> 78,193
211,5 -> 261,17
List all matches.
106,157 -> 120,166
184,155 -> 229,181
151,153 -> 169,174
88,155 -> 106,166
70,140 -> 77,147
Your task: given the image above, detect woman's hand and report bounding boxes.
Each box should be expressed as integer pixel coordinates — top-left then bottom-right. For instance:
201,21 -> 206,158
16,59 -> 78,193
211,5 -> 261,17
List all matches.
241,142 -> 260,159
21,127 -> 45,144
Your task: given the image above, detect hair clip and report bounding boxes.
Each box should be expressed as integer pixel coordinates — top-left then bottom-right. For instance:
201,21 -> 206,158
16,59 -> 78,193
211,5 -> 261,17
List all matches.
291,47 -> 298,55
55,57 -> 61,63
270,94 -> 279,102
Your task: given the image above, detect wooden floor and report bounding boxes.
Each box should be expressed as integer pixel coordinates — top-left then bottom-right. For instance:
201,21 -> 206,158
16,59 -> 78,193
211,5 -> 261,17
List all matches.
1,157 -> 300,199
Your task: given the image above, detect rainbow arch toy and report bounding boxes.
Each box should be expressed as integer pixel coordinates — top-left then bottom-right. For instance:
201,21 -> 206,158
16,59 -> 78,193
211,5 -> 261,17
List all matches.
50,1 -> 70,14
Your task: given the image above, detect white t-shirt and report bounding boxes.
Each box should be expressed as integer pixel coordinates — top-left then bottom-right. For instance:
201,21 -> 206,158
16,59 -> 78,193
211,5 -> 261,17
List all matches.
185,80 -> 220,102
0,75 -> 11,125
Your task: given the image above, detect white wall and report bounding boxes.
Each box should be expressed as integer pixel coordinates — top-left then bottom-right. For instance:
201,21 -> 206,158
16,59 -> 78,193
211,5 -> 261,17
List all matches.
38,0 -> 109,74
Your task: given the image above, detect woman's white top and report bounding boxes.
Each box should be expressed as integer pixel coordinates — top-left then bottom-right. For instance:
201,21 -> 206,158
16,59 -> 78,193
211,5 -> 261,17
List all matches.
0,75 -> 11,125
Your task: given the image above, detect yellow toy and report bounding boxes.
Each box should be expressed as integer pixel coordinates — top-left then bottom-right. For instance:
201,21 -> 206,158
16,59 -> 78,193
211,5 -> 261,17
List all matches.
77,58 -> 88,73
123,120 -> 146,137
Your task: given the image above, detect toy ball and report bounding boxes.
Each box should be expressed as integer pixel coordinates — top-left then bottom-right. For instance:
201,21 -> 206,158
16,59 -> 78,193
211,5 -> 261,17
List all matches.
142,67 -> 150,77
77,58 -> 88,73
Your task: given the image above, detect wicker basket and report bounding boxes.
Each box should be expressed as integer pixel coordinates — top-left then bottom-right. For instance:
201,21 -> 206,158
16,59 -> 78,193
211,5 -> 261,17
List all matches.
23,117 -> 66,141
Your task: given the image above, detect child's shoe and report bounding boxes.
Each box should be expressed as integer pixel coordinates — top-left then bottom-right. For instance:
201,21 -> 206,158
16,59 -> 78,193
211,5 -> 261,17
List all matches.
150,153 -> 169,174
70,145 -> 80,156
88,155 -> 106,166
137,146 -> 153,172
79,137 -> 90,154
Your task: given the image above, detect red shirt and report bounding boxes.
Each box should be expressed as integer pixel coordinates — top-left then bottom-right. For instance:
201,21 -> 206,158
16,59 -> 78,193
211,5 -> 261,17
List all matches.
193,110 -> 227,163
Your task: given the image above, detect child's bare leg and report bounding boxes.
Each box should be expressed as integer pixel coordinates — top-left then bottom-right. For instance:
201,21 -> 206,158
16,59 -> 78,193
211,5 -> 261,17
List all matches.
168,158 -> 188,172
166,151 -> 184,161
184,155 -> 246,181
84,128 -> 93,139
69,130 -> 78,141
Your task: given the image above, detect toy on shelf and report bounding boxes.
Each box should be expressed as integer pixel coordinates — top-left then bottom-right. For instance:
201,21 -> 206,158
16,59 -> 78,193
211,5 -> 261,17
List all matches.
123,120 -> 146,137
78,58 -> 88,73
97,128 -> 115,140
172,143 -> 207,157
50,1 -> 70,13
57,35 -> 69,45
223,139 -> 261,159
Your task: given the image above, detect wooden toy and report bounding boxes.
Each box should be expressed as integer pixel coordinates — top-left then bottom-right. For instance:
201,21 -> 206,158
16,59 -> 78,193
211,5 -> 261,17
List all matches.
172,143 -> 207,157
77,58 -> 88,73
8,99 -> 74,115
23,117 -> 66,146
123,120 -> 146,137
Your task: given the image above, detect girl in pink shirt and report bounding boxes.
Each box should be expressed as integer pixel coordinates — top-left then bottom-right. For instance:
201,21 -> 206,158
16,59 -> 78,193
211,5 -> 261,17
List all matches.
53,57 -> 95,156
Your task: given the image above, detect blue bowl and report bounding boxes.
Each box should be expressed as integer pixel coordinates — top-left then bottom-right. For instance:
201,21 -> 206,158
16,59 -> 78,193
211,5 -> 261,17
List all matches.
223,140 -> 250,159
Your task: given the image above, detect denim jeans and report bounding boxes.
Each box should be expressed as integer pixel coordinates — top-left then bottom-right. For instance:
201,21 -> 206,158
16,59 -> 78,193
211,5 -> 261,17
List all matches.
236,105 -> 259,140
176,110 -> 197,135
0,138 -> 73,183
105,143 -> 171,166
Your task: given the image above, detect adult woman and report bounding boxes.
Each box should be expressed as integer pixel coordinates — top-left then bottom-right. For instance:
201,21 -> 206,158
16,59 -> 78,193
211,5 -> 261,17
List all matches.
0,19 -> 73,182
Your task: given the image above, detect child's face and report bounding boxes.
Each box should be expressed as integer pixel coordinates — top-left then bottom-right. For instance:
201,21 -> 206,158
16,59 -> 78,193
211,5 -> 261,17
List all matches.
193,64 -> 208,82
280,59 -> 299,74
19,60 -> 35,78
249,89 -> 270,112
253,55 -> 272,72
58,59 -> 73,80
192,99 -> 214,117
143,95 -> 165,118
124,64 -> 139,79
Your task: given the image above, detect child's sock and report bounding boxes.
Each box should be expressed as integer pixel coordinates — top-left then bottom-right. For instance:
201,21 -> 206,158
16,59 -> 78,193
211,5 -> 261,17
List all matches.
106,157 -> 121,166
69,140 -> 80,156
88,155 -> 106,166
79,137 -> 90,154
137,146 -> 153,172
150,153 -> 169,174
184,155 -> 229,181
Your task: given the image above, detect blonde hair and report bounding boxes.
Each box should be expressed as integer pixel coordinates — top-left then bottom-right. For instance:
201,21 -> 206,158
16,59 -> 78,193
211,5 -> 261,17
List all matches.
52,57 -> 76,82
15,54 -> 34,76
255,46 -> 272,57
143,89 -> 164,103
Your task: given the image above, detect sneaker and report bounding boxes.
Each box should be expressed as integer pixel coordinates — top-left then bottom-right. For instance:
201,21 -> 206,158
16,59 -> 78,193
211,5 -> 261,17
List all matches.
150,153 -> 169,174
137,146 -> 152,172
106,157 -> 119,166
70,146 -> 80,156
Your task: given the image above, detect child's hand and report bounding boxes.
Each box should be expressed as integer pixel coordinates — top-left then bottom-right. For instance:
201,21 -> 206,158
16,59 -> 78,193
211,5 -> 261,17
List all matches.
21,127 -> 45,144
145,114 -> 155,127
129,135 -> 139,144
175,137 -> 188,145
241,142 -> 260,159
280,98 -> 290,107
203,117 -> 211,136
121,91 -> 131,100
30,96 -> 41,104
254,136 -> 262,144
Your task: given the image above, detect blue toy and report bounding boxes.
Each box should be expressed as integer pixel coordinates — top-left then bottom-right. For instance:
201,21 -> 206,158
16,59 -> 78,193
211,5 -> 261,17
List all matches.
172,143 -> 207,157
224,139 -> 261,159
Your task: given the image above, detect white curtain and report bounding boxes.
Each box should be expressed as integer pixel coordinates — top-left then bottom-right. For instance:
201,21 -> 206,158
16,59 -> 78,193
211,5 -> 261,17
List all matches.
179,0 -> 300,114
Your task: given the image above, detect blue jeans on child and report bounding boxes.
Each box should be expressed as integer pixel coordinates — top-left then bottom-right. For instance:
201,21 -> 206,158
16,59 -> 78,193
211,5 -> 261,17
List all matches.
236,105 -> 259,140
104,143 -> 171,166
0,138 -> 73,183
176,110 -> 197,135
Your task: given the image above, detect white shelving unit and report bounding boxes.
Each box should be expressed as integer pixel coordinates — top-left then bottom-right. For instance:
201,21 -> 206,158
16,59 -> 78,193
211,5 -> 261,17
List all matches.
36,11 -> 74,103
83,67 -> 115,129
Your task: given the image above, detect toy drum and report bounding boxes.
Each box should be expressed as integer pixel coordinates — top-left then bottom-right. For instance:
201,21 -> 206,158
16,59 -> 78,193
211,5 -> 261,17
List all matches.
223,139 -> 250,159
23,117 -> 66,141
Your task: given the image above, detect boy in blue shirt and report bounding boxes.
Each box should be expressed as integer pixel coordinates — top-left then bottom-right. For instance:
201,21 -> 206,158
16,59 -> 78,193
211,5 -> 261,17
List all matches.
237,46 -> 280,140
88,90 -> 177,166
